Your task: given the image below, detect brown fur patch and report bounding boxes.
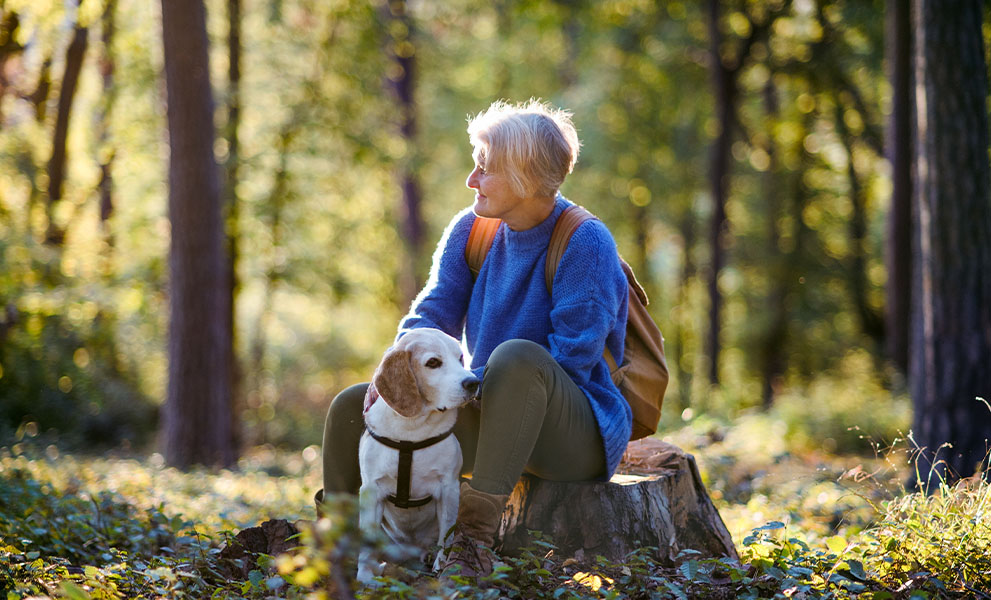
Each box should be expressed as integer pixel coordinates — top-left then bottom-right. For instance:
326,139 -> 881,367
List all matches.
372,348 -> 426,417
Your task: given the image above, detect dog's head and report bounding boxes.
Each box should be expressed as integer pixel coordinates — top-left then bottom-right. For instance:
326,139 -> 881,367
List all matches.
370,328 -> 481,418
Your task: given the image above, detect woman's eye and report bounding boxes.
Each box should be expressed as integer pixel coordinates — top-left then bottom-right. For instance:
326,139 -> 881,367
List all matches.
425,358 -> 442,369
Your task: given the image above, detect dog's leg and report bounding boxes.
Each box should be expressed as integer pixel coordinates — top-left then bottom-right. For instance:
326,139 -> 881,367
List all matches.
432,473 -> 462,571
357,484 -> 386,583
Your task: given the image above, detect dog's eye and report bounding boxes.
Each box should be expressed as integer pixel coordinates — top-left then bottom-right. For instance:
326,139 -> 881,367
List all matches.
425,357 -> 442,369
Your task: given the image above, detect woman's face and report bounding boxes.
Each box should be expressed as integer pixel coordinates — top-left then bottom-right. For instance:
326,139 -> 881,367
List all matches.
466,161 -> 526,224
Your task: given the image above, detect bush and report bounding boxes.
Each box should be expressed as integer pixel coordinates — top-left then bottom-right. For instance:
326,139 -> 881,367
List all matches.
0,310 -> 156,451
2,436 -> 989,598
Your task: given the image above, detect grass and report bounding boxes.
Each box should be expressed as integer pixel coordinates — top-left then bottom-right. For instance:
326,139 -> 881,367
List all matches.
1,414 -> 989,599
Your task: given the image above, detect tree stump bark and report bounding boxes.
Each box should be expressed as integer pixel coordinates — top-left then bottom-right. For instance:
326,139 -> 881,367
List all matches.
495,439 -> 738,565
218,518 -> 300,579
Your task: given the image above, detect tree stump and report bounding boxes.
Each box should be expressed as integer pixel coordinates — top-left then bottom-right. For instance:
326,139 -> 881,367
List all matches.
218,518 -> 301,579
495,439 -> 738,565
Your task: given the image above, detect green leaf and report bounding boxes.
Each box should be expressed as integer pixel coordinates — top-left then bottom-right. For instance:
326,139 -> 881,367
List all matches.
846,559 -> 867,581
59,582 -> 91,600
826,535 -> 847,554
248,569 -> 264,587
679,560 -> 698,580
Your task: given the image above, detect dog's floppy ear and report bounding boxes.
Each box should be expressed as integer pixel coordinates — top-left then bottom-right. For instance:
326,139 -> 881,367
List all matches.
372,347 -> 425,418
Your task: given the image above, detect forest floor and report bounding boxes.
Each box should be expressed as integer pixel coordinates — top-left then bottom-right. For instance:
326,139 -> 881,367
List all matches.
1,413 -> 988,598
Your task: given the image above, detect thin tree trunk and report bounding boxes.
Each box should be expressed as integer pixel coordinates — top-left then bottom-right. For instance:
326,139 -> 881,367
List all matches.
97,0 -> 117,245
835,102 -> 885,348
559,8 -> 581,89
0,10 -> 26,122
910,0 -> 991,489
673,212 -> 696,415
161,0 -> 235,469
382,0 -> 424,306
760,79 -> 787,408
46,18 -> 89,246
248,123 -> 293,445
705,0 -> 733,386
493,0 -> 512,96
885,0 -> 913,377
225,0 -> 243,453
27,58 -> 51,123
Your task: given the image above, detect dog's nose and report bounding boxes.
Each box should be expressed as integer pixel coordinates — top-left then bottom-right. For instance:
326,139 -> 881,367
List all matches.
461,376 -> 480,396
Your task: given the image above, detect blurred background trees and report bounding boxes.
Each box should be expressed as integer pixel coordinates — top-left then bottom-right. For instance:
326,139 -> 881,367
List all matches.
0,0 -> 987,478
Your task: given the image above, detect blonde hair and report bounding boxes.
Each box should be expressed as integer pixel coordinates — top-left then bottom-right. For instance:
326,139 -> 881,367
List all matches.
467,99 -> 580,199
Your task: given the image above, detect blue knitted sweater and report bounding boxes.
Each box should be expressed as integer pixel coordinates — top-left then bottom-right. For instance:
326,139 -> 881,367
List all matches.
398,195 -> 632,478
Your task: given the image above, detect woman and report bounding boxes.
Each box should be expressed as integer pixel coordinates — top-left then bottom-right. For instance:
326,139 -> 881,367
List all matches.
318,99 -> 632,576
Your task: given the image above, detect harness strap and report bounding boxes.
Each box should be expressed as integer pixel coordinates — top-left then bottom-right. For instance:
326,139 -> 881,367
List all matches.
365,426 -> 455,509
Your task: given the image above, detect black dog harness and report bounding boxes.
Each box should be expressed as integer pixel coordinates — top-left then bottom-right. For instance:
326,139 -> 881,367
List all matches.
365,426 -> 455,509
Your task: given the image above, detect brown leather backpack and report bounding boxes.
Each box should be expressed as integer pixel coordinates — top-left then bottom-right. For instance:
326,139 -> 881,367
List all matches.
465,204 -> 669,440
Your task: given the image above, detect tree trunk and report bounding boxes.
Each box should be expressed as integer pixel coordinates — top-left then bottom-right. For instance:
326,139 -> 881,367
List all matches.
672,212 -> 696,414
97,0 -> 117,245
834,101 -> 885,348
161,0 -> 235,469
910,0 -> 991,489
45,19 -> 89,246
381,0 -> 424,307
760,79 -> 787,409
705,0 -> 733,386
497,440 -> 739,564
225,0 -> 244,453
27,58 -> 51,123
247,123 -> 293,444
885,0 -> 913,378
0,11 -> 26,121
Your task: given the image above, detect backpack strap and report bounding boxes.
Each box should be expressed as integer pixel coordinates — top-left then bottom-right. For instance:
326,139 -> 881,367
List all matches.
546,205 -> 652,374
465,216 -> 502,279
545,205 -> 597,292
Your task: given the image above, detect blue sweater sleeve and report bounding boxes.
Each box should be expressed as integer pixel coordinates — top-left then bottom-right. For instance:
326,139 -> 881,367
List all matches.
547,220 -> 629,386
397,207 -> 476,340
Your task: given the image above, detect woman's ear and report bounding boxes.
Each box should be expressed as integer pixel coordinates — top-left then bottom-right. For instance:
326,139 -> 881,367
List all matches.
371,347 -> 425,418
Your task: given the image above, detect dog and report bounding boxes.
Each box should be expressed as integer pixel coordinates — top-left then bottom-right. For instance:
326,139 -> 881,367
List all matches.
356,328 -> 480,582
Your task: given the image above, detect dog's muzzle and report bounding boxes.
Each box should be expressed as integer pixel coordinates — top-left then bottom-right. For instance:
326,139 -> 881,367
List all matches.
462,375 -> 481,403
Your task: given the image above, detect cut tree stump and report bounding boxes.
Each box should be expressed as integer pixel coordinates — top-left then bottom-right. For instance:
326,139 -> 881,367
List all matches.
495,438 -> 739,565
218,518 -> 301,579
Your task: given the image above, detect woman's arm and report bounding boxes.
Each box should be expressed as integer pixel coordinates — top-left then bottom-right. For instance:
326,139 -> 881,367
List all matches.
546,220 -> 629,386
397,207 -> 477,340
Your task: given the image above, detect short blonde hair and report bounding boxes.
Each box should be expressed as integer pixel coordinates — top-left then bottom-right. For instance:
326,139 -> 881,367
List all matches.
467,99 -> 580,199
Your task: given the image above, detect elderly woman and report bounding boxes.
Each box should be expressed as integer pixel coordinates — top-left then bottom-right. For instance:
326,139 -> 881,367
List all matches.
318,99 -> 631,576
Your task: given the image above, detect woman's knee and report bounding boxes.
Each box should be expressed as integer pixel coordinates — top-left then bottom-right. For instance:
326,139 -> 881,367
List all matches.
485,339 -> 552,377
324,383 -> 367,434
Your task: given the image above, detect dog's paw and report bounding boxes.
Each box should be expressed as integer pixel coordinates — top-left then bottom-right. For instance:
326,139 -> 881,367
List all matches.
356,565 -> 374,584
432,549 -> 446,572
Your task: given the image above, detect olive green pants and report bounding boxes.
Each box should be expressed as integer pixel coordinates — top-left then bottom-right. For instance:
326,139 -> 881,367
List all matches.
321,339 -> 606,497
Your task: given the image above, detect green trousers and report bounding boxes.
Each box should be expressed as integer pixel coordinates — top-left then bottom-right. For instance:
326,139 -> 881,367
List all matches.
321,339 -> 606,496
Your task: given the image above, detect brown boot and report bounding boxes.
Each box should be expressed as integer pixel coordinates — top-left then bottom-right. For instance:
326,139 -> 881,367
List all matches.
440,481 -> 509,578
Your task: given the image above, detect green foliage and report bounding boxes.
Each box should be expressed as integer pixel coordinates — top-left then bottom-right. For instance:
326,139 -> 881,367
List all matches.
855,477 -> 991,595
0,306 -> 155,450
2,431 -> 989,599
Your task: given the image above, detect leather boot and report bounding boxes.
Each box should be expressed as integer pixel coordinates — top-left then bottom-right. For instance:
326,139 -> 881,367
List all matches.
440,481 -> 510,578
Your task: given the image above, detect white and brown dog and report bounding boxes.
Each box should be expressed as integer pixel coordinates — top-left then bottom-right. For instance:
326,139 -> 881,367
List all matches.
357,328 -> 480,582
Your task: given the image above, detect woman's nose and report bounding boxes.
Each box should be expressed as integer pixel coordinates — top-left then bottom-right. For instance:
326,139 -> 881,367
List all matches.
466,167 -> 479,190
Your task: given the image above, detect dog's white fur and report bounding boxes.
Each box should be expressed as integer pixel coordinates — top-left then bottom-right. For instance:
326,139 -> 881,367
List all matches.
357,328 -> 479,582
